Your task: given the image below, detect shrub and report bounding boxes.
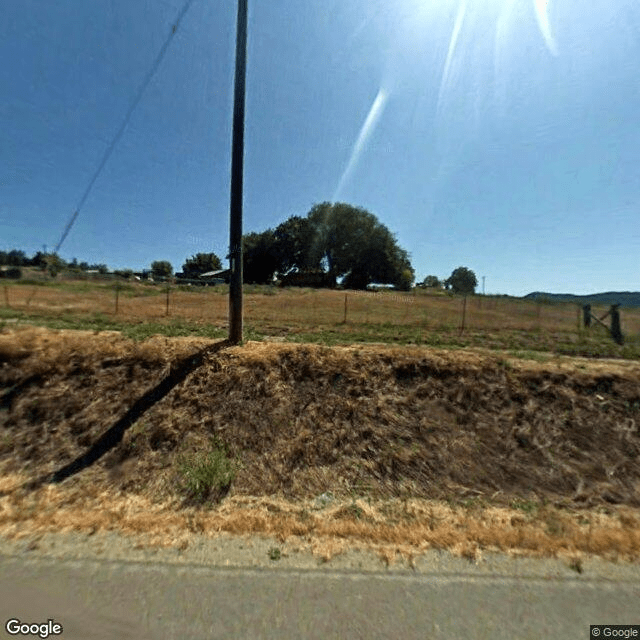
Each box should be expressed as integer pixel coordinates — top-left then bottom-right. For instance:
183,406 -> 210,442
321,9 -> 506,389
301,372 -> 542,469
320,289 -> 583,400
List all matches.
0,268 -> 21,279
176,442 -> 239,503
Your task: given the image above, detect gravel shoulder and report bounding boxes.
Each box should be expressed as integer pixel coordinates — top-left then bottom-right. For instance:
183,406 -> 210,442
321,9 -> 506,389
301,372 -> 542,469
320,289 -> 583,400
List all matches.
1,529 -> 639,583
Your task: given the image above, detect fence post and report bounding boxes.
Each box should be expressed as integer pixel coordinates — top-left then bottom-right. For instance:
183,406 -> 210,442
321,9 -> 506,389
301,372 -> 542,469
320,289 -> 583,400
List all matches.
610,304 -> 624,345
3,286 -> 8,308
165,284 -> 170,317
583,304 -> 591,328
459,295 -> 467,336
343,293 -> 348,323
26,286 -> 37,307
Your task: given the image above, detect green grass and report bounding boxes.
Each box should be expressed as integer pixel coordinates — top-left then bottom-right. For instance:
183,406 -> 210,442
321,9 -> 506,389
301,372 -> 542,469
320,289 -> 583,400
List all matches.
507,350 -> 554,363
176,441 -> 239,503
0,307 -> 230,341
3,303 -> 638,359
121,320 -> 227,342
268,547 -> 282,561
511,498 -> 539,514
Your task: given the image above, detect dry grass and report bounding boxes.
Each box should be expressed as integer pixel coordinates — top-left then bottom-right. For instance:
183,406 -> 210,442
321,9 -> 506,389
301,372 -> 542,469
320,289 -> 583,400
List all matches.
1,474 -> 638,564
3,279 -> 640,358
1,326 -> 640,562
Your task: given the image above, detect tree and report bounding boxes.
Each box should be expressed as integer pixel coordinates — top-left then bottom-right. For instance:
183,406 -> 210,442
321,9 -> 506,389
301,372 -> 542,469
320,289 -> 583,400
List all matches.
423,275 -> 441,288
240,202 -> 414,290
29,251 -> 48,269
306,202 -> 414,290
272,216 -> 319,275
151,260 -> 173,279
45,253 -> 67,277
243,230 -> 280,284
181,253 -> 222,278
88,263 -> 109,274
6,250 -> 27,266
445,267 -> 477,295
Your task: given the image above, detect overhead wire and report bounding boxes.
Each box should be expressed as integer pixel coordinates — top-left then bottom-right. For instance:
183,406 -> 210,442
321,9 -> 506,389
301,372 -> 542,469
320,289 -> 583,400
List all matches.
54,0 -> 197,253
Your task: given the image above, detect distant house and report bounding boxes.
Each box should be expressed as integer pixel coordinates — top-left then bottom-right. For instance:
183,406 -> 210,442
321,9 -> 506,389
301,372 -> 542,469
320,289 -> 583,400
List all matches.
0,266 -> 21,279
366,283 -> 395,291
199,269 -> 231,285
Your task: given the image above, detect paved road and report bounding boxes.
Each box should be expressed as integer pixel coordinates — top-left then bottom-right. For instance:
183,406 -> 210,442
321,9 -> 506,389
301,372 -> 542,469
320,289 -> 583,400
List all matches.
1,554 -> 638,640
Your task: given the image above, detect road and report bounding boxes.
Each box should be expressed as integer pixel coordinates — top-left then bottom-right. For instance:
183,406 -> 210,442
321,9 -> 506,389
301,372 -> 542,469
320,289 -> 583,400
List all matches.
1,552 -> 638,640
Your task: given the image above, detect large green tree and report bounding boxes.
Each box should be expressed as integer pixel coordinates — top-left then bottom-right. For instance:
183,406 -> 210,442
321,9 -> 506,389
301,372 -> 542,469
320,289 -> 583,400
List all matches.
181,253 -> 222,278
243,230 -> 279,284
306,202 -> 414,290
241,202 -> 414,290
445,266 -> 478,295
242,217 -> 319,284
273,216 -> 319,275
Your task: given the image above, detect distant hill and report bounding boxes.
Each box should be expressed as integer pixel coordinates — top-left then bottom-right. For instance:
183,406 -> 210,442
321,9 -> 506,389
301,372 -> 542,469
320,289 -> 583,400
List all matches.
523,291 -> 640,308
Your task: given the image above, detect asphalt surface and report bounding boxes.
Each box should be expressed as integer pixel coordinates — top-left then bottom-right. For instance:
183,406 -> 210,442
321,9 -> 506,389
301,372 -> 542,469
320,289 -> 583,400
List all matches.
1,552 -> 639,640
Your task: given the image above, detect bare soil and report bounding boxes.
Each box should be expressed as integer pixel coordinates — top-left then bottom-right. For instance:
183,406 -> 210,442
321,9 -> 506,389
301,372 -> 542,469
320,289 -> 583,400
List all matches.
1,326 -> 639,565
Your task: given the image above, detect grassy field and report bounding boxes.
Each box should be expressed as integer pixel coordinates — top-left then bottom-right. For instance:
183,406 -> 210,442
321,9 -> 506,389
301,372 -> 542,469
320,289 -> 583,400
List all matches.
2,277 -> 640,359
2,277 -> 640,565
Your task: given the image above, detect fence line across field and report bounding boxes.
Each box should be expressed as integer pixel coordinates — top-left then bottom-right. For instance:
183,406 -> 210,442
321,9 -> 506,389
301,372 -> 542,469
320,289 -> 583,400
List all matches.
3,282 -> 639,343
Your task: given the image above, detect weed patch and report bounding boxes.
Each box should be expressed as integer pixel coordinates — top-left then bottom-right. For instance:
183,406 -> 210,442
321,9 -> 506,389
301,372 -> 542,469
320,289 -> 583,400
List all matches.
176,442 -> 239,504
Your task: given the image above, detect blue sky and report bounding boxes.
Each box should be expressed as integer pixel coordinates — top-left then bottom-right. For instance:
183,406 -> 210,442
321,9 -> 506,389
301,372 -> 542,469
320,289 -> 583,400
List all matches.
1,0 -> 638,295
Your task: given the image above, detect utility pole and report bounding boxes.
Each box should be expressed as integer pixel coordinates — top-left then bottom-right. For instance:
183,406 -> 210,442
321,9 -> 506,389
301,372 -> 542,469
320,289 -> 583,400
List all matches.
482,276 -> 486,296
228,0 -> 248,344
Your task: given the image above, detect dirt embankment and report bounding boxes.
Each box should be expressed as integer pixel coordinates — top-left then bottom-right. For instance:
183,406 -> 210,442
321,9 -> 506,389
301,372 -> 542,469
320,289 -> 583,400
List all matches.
1,326 -> 639,563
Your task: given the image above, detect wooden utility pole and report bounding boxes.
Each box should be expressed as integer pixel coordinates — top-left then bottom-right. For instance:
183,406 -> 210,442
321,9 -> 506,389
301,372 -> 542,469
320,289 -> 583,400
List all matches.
228,0 -> 248,344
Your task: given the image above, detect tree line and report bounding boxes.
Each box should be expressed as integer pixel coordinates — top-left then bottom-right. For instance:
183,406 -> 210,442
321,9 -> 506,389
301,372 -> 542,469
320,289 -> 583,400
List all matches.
419,268 -> 478,295
2,202 -> 478,293
151,203 -> 413,289
0,250 -> 108,277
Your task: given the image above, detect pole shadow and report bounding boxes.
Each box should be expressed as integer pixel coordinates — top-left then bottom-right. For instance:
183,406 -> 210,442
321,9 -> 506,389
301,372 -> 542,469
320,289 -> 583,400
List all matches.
21,339 -> 231,490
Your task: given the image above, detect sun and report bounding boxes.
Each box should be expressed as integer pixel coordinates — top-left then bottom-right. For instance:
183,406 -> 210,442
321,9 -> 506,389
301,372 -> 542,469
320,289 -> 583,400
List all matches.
334,0 -> 559,197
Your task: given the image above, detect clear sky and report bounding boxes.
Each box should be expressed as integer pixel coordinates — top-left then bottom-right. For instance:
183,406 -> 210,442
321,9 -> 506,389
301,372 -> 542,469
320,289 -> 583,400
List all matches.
1,0 -> 638,296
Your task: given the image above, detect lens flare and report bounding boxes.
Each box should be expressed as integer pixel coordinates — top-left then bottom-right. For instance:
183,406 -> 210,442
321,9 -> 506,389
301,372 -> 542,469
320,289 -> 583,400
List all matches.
332,0 -> 559,200
437,1 -> 467,117
533,0 -> 558,56
333,87 -> 389,201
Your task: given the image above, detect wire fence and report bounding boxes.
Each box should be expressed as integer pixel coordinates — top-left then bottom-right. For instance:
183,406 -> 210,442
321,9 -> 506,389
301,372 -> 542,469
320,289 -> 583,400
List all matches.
3,281 -> 640,346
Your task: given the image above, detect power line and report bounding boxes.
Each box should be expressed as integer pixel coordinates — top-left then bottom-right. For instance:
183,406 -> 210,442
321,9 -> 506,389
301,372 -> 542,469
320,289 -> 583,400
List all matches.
54,0 -> 197,254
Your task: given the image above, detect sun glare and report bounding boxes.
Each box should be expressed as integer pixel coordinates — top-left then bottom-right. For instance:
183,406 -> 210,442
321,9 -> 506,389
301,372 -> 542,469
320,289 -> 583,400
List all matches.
334,0 -> 559,197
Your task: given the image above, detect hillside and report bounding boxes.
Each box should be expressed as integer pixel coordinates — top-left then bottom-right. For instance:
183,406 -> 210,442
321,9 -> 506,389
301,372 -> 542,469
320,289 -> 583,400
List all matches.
1,326 -> 639,562
524,291 -> 640,308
